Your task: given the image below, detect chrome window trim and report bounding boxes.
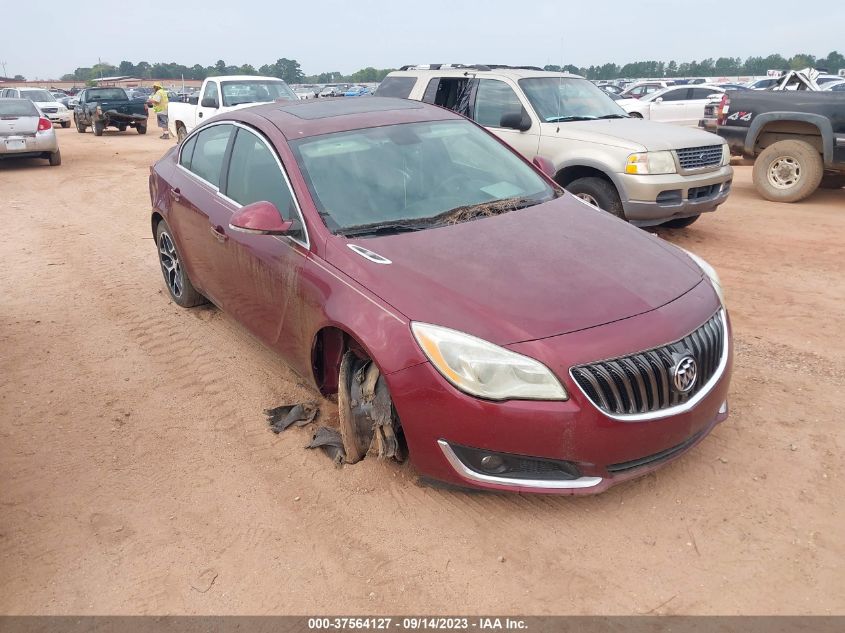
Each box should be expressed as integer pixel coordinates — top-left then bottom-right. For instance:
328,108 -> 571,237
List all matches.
437,440 -> 603,490
176,120 -> 310,249
569,308 -> 729,422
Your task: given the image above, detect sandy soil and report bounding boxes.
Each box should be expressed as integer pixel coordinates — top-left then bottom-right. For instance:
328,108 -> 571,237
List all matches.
0,123 -> 843,615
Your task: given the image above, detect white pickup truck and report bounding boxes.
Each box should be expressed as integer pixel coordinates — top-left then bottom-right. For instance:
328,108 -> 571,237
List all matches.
167,75 -> 297,140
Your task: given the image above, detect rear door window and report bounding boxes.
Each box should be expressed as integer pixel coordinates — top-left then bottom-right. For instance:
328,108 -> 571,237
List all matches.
187,124 -> 233,188
691,88 -> 719,99
473,79 -> 523,128
373,76 -> 416,99
660,88 -> 690,101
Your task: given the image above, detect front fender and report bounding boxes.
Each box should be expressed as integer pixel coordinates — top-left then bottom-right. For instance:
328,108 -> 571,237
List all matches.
745,112 -> 835,164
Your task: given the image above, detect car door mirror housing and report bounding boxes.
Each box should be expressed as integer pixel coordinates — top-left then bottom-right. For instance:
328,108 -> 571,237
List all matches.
654,97 -> 664,103
532,156 -> 557,179
229,201 -> 294,235
201,97 -> 219,108
499,108 -> 531,131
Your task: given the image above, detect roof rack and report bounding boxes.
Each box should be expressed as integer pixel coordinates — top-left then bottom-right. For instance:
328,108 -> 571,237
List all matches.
398,64 -> 545,72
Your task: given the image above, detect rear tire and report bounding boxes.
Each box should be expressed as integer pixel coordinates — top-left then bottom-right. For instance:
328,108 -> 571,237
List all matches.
137,124 -> 147,135
819,174 -> 845,189
93,120 -> 104,136
155,220 -> 206,308
75,115 -> 87,133
752,140 -> 823,203
565,176 -> 625,219
117,125 -> 127,132
176,124 -> 187,142
660,214 -> 700,229
48,150 -> 62,166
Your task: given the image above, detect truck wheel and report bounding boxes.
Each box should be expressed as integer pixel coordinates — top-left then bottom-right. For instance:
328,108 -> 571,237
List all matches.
93,120 -> 104,136
155,220 -> 206,308
565,177 -> 625,219
75,116 -> 86,133
177,124 -> 187,142
753,140 -> 823,203
117,125 -> 127,132
660,214 -> 700,229
819,174 -> 845,189
61,121 -> 70,129
48,150 -> 62,166
137,124 -> 147,135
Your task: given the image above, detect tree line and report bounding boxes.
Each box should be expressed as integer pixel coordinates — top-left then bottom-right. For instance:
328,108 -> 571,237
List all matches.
545,51 -> 844,80
58,59 -> 395,85
53,51 -> 844,85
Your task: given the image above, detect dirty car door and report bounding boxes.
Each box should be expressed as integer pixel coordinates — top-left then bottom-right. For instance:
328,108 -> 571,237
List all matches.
216,124 -> 308,346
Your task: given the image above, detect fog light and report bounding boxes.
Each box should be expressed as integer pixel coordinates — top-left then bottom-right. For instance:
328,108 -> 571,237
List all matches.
480,454 -> 506,473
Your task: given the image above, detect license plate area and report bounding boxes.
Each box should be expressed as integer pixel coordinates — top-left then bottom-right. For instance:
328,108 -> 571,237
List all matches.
4,138 -> 27,151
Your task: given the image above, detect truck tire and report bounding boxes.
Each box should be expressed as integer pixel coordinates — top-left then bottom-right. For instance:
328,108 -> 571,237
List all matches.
75,115 -> 87,133
48,150 -> 62,166
565,177 -> 625,219
176,124 -> 187,142
117,124 -> 127,132
137,124 -> 147,135
93,120 -> 104,136
819,174 -> 845,189
752,139 -> 823,203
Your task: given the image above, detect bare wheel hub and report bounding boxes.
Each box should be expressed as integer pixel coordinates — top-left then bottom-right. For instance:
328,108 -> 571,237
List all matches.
768,156 -> 801,189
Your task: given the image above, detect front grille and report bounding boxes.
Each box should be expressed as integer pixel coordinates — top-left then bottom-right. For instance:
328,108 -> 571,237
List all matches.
571,311 -> 725,417
688,183 -> 722,200
675,145 -> 723,171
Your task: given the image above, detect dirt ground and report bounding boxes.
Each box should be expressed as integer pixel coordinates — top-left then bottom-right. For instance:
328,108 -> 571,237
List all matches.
1,122 -> 843,616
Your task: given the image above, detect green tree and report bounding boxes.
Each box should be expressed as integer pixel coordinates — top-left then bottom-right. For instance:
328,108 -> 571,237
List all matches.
13,74 -> 26,81
118,60 -> 135,75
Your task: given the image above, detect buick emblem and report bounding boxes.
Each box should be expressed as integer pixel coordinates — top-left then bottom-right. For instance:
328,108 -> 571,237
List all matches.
673,355 -> 698,393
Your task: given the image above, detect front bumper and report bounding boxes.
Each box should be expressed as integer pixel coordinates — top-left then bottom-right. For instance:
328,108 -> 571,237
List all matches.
385,281 -> 732,495
41,110 -> 72,123
619,164 -> 733,226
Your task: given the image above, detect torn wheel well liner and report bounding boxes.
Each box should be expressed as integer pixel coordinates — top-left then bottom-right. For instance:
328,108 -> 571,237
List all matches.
311,326 -> 370,396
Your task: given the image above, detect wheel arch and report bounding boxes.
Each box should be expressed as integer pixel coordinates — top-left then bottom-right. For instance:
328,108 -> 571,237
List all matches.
746,113 -> 834,165
310,324 -> 377,396
554,162 -> 625,200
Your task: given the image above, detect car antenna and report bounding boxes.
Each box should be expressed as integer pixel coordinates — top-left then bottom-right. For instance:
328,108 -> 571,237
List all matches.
557,37 -> 564,133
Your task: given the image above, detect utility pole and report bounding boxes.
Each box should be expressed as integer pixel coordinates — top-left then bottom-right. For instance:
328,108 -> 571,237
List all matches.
0,61 -> 7,79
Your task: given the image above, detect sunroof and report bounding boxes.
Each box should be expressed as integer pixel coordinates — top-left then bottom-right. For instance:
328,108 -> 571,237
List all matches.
278,97 -> 423,120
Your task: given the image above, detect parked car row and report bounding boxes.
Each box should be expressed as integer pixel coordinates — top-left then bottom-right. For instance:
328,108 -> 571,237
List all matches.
0,87 -> 72,127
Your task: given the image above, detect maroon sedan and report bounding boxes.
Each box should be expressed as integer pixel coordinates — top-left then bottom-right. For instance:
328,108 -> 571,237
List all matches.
149,97 -> 732,494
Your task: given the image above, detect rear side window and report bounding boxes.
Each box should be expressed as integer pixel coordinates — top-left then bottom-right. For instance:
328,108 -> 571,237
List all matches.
179,135 -> 198,170
474,79 -> 523,128
188,125 -> 232,187
374,76 -> 416,99
225,128 -> 298,224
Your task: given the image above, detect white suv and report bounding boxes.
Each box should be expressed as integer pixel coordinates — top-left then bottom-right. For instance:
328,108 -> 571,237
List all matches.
377,65 -> 733,228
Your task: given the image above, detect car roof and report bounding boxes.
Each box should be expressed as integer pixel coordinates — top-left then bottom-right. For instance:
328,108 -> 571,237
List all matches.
247,97 -> 461,139
388,68 -> 582,80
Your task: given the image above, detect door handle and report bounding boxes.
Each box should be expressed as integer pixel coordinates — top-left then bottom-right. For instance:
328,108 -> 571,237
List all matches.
198,112 -> 203,118
210,225 -> 228,243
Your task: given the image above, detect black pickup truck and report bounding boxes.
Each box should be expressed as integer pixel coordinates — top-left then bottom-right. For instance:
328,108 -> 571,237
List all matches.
708,91 -> 845,202
73,87 -> 149,136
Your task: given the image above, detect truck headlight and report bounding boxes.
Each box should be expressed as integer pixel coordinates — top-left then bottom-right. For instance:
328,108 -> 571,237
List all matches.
721,143 -> 731,166
411,322 -> 568,401
625,151 -> 677,175
679,248 -> 725,305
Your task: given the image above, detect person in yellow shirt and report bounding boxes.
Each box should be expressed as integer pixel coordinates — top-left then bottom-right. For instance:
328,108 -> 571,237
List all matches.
147,82 -> 170,140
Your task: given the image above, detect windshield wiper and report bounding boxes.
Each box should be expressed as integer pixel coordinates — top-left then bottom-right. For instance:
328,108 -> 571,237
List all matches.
545,115 -> 597,122
596,114 -> 629,119
430,196 -> 546,225
338,222 -> 431,238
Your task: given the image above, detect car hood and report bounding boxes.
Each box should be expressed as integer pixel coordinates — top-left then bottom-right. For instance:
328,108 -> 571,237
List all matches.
324,194 -> 704,346
539,119 -> 724,152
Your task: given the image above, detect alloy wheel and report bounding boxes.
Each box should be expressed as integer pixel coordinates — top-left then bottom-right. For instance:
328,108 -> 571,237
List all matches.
575,192 -> 600,207
158,231 -> 183,298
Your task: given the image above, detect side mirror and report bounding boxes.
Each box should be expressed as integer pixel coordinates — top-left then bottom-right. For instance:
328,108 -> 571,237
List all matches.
654,97 -> 664,103
500,108 -> 531,131
229,201 -> 294,235
532,156 -> 556,178
200,97 -> 219,108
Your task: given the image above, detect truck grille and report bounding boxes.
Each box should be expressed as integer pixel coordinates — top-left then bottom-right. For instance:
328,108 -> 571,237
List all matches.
675,145 -> 723,171
571,311 -> 725,417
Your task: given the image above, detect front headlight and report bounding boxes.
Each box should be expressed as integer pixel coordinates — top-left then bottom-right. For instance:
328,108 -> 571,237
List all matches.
721,143 -> 730,166
625,151 -> 677,175
680,248 -> 725,305
411,322 -> 568,401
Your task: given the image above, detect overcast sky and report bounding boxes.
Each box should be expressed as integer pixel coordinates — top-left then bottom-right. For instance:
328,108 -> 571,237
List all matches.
4,0 -> 844,79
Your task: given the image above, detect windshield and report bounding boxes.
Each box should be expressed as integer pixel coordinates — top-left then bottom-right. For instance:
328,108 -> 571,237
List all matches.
290,120 -> 556,234
220,80 -> 296,106
87,88 -> 128,101
519,77 -> 628,122
21,90 -> 55,103
0,99 -> 38,116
